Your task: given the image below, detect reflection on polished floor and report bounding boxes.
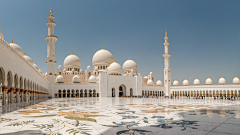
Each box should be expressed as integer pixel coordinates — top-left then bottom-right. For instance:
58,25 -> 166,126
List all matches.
0,97 -> 240,135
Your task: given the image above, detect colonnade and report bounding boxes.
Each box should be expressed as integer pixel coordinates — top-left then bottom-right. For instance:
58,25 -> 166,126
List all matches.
142,90 -> 164,96
56,89 -> 99,98
171,90 -> 240,97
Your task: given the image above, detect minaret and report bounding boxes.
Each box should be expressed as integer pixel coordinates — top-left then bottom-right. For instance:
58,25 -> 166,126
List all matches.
163,31 -> 171,97
45,8 -> 57,97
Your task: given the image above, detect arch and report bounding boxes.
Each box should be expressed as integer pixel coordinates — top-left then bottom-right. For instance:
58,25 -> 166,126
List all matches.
76,89 -> 79,97
14,74 -> 18,89
58,89 -> 61,98
130,88 -> 133,96
63,89 -> 66,98
67,89 -> 70,97
119,84 -> 126,97
0,67 -> 5,88
89,89 -> 92,97
93,89 -> 96,97
80,89 -> 83,97
112,88 -> 115,97
84,89 -> 87,97
7,71 -> 13,88
71,89 -> 75,97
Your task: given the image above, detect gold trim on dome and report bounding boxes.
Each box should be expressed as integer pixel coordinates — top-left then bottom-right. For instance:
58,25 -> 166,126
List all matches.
11,39 -> 13,43
129,56 -> 130,60
49,8 -> 53,15
24,52 -> 26,55
114,59 -> 116,63
71,50 -> 73,55
102,44 -> 104,50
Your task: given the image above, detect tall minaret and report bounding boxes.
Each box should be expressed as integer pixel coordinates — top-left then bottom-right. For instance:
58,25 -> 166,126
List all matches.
45,8 -> 57,97
163,31 -> 171,97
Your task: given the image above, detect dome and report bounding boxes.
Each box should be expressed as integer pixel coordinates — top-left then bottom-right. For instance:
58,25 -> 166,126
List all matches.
23,53 -> 33,64
87,65 -> 91,69
9,41 -> 23,55
218,77 -> 226,85
89,75 -> 97,83
72,75 -> 80,83
122,57 -> 137,72
92,47 -> 114,66
173,80 -> 179,86
205,77 -> 212,85
58,65 -> 62,69
233,76 -> 240,85
33,63 -> 39,70
63,69 -> 66,73
147,79 -> 154,86
56,75 -> 64,83
45,72 -> 47,76
156,80 -> 162,86
183,79 -> 189,86
144,76 -> 148,79
193,78 -> 200,85
107,61 -> 122,75
63,53 -> 81,69
0,29 -> 4,40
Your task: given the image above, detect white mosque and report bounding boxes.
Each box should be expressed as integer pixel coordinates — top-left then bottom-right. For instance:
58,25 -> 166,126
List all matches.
0,9 -> 240,105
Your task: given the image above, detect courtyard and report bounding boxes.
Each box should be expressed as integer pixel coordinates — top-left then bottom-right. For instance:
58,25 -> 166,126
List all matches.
0,97 -> 240,135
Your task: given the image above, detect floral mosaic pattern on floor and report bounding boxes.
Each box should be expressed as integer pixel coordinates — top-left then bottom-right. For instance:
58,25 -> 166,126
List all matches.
0,97 -> 240,135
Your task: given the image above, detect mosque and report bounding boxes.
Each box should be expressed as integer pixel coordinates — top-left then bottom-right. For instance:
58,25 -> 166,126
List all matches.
0,9 -> 240,105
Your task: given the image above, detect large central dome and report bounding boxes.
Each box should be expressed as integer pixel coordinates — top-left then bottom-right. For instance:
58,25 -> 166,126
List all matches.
64,53 -> 81,69
92,47 -> 114,66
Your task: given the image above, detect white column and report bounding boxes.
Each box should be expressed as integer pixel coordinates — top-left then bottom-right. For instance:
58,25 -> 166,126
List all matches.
16,89 -> 20,103
10,88 -> 14,104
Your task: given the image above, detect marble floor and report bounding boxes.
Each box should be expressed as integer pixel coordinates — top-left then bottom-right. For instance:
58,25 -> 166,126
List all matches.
0,97 -> 240,135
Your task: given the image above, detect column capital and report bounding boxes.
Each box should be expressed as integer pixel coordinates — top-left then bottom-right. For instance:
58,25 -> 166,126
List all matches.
21,89 -> 24,92
16,89 -> 20,92
10,88 -> 15,92
2,86 -> 8,91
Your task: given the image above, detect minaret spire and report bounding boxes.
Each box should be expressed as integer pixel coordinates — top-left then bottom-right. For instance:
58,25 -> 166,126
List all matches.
45,8 -> 57,97
163,30 -> 171,97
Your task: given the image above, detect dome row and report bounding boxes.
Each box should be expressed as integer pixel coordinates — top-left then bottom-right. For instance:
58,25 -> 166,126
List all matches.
56,74 -> 97,83
146,79 -> 163,86
63,48 -> 137,73
173,77 -> 240,86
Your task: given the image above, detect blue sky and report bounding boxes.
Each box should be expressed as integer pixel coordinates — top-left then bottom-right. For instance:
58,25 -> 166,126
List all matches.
1,0 -> 240,85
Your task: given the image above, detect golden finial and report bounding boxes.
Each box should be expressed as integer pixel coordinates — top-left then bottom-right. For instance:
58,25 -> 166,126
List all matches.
102,44 -> 104,50
49,8 -> 53,15
114,59 -> 116,63
221,76 -> 223,78
11,39 -> 13,43
185,78 -> 186,80
24,52 -> 26,55
196,77 -> 197,79
129,56 -> 130,60
165,30 -> 167,36
71,50 -> 73,55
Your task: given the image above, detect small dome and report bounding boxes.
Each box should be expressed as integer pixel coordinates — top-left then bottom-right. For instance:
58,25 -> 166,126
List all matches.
205,77 -> 212,85
56,75 -> 64,83
58,65 -> 62,69
45,72 -> 47,76
9,42 -> 23,55
92,48 -> 114,66
64,53 -> 81,69
89,75 -> 97,83
0,29 -> 4,40
80,69 -> 84,73
147,79 -> 154,86
33,63 -> 39,70
63,69 -> 66,73
156,80 -> 162,86
107,61 -> 122,75
218,77 -> 226,85
87,65 -> 91,69
193,78 -> 200,85
144,76 -> 148,79
233,76 -> 240,85
122,58 -> 137,72
183,79 -> 189,86
23,53 -> 33,64
173,80 -> 179,86
71,68 -> 75,73
72,75 -> 80,83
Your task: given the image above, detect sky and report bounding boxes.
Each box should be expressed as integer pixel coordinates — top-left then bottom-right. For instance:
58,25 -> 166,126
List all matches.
0,0 -> 240,85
